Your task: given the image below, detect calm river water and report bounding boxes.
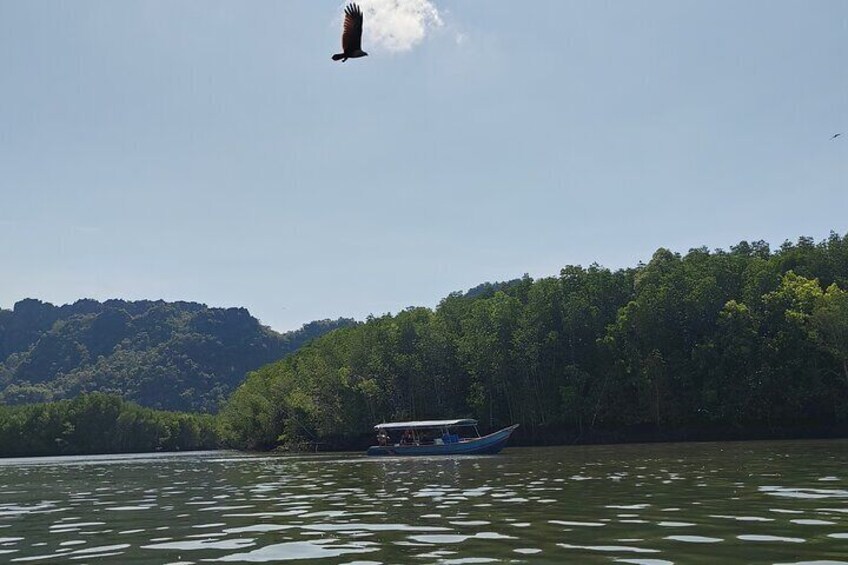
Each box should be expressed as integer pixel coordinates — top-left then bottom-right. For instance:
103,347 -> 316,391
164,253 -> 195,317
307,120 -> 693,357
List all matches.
0,440 -> 847,563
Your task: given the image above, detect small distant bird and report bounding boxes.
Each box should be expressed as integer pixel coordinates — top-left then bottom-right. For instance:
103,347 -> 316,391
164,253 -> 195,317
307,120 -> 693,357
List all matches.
832,133 -> 842,140
332,3 -> 368,62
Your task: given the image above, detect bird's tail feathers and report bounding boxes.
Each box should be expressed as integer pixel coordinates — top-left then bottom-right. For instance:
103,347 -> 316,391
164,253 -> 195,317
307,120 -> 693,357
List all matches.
332,53 -> 345,61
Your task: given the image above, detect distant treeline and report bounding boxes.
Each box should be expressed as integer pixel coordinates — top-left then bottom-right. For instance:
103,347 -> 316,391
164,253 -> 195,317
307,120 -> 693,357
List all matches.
219,233 -> 848,450
0,393 -> 218,457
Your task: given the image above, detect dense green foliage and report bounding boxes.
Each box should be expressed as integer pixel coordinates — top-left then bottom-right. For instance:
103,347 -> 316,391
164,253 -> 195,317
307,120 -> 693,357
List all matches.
0,393 -> 218,457
220,233 -> 848,450
0,299 -> 354,412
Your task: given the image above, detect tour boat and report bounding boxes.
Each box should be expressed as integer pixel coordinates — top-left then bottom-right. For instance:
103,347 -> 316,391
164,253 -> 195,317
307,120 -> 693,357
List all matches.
366,419 -> 519,456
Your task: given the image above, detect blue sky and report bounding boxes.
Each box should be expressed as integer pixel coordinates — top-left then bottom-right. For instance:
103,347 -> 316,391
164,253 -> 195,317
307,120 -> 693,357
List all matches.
1,1 -> 845,332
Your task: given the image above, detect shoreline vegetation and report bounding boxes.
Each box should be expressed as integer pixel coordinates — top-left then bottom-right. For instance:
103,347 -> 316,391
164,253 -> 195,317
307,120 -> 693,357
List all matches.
2,232 -> 847,458
0,393 -> 218,458
2,392 -> 846,459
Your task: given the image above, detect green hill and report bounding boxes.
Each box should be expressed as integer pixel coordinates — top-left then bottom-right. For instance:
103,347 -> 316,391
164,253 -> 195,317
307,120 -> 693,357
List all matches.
0,299 -> 355,412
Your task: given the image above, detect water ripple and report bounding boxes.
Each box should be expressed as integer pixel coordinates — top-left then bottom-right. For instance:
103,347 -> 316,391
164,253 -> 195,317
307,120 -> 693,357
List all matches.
737,535 -> 806,543
210,540 -> 379,562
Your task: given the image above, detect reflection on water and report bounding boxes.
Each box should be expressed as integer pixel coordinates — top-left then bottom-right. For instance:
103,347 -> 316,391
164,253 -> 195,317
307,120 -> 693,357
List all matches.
0,440 -> 846,563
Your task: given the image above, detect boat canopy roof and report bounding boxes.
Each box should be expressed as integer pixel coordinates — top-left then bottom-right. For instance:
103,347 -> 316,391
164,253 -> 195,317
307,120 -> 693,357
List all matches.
374,419 -> 478,430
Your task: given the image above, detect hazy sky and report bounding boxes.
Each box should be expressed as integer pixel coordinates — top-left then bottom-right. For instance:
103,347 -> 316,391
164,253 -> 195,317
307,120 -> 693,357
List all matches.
1,1 -> 846,332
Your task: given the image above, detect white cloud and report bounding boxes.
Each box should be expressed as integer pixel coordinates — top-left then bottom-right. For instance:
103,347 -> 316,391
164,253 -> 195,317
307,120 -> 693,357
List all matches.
341,0 -> 443,53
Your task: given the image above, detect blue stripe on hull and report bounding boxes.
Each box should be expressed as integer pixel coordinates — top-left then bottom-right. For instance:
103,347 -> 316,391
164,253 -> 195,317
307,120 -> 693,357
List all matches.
366,424 -> 518,457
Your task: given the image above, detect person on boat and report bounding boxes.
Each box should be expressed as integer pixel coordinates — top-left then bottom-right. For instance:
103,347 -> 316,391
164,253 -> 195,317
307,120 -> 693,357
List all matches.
401,429 -> 413,445
377,429 -> 389,446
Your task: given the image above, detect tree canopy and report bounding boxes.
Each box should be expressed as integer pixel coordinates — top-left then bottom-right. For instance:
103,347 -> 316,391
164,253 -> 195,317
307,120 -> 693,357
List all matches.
220,232 -> 848,450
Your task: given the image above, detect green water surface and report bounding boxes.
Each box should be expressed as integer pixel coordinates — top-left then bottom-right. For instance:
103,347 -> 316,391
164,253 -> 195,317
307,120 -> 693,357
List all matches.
0,440 -> 846,563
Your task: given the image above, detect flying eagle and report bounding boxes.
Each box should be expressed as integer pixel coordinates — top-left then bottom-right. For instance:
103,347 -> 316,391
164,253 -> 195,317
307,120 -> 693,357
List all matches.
332,3 -> 368,62
832,133 -> 842,140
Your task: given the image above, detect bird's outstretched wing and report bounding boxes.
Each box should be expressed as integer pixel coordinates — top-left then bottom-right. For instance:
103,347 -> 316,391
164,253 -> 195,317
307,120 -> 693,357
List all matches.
342,3 -> 364,53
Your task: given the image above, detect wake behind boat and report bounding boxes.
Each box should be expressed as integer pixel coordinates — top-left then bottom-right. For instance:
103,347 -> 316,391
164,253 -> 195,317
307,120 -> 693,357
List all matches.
366,419 -> 518,456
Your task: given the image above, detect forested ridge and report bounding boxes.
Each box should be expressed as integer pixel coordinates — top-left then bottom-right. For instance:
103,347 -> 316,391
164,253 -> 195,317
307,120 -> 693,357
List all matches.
0,299 -> 354,412
220,233 -> 848,450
